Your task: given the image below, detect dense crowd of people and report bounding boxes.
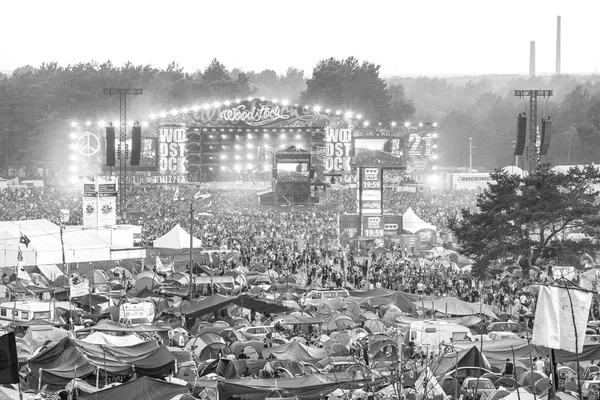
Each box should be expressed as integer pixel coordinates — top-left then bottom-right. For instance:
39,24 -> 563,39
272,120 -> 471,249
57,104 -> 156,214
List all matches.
0,183 -> 574,321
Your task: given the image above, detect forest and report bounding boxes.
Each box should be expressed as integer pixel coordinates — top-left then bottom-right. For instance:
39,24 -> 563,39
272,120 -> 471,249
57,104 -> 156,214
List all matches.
1,57 -> 600,176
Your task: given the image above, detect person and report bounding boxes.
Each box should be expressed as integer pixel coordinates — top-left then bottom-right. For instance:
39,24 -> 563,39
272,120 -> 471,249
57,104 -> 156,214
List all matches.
238,349 -> 248,359
504,358 -> 514,377
243,367 -> 252,377
535,357 -> 545,373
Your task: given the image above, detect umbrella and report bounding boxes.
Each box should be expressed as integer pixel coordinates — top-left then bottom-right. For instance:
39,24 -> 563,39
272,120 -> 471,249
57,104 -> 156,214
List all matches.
370,247 -> 390,254
266,270 -> 279,279
486,388 -> 511,400
484,279 -> 500,287
481,373 -> 501,384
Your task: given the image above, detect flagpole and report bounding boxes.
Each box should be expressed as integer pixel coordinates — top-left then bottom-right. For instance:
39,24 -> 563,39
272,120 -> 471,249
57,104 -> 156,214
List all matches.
563,281 -> 583,400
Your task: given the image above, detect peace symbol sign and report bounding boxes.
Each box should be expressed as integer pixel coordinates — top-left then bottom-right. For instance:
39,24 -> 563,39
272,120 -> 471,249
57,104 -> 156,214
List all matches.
77,131 -> 100,157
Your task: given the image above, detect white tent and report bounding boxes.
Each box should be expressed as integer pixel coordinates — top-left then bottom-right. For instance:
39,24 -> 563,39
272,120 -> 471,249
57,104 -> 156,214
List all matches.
402,207 -> 437,234
0,219 -> 113,268
153,224 -> 203,250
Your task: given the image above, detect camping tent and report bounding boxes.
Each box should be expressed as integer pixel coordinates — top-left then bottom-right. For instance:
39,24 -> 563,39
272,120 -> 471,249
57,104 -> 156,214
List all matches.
153,224 -> 203,250
402,207 -> 437,234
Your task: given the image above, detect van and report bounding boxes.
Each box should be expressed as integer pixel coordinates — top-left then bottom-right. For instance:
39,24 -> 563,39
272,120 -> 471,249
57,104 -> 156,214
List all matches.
0,301 -> 58,322
408,320 -> 472,355
305,289 -> 349,300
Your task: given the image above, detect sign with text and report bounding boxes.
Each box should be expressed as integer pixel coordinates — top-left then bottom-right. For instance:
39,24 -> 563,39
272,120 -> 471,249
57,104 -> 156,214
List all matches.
70,281 -> 90,299
119,302 -> 156,324
360,168 -> 383,215
324,128 -> 352,174
363,216 -> 384,238
159,127 -> 186,174
189,99 -> 318,127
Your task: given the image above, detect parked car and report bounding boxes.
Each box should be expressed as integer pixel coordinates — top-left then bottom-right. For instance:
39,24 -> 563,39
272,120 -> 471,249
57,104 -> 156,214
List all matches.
460,377 -> 496,400
487,322 -> 527,333
488,331 -> 520,341
236,325 -> 277,341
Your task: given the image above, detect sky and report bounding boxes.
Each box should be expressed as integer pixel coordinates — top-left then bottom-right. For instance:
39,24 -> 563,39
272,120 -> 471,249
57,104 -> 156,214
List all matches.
1,0 -> 599,77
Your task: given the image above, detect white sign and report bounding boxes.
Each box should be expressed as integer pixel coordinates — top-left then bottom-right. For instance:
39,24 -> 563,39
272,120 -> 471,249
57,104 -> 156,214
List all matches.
447,173 -> 494,190
159,128 -> 186,173
324,128 -> 352,173
70,281 -> 90,299
119,302 -> 155,324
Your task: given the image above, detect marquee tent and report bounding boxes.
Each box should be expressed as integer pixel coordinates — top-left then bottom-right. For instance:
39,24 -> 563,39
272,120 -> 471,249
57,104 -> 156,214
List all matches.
153,224 -> 203,250
0,219 -> 116,268
402,207 -> 437,234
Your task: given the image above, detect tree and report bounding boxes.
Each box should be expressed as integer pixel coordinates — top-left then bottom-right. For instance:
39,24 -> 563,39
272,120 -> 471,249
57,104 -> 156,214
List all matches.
448,164 -> 600,276
300,57 -> 396,121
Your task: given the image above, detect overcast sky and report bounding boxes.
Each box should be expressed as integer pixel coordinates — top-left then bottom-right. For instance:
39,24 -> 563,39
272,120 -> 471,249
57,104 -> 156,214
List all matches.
1,0 -> 598,76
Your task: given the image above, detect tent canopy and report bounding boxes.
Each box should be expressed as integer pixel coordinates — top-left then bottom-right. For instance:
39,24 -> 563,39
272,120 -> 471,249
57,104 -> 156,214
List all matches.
77,376 -> 188,400
402,207 -> 437,234
153,224 -> 203,250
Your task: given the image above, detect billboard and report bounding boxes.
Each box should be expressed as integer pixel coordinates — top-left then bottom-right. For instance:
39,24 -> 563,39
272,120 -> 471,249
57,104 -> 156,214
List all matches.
324,128 -> 352,174
83,177 -> 98,229
363,216 -> 384,238
446,173 -> 494,190
159,127 -> 186,174
360,167 -> 382,215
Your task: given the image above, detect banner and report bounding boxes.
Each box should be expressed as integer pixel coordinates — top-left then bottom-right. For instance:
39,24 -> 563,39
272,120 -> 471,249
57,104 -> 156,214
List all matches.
83,177 -> 98,229
155,256 -> 172,273
60,209 -> 70,224
532,285 -> 592,353
70,281 -> 90,299
159,127 -> 186,174
324,128 -> 352,174
119,302 -> 155,324
360,168 -> 382,215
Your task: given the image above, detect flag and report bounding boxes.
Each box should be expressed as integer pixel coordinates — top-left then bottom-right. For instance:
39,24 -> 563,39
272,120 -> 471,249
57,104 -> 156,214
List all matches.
0,332 -> 19,384
19,233 -> 30,248
155,256 -> 168,273
532,285 -> 592,352
60,209 -> 70,224
173,187 -> 180,201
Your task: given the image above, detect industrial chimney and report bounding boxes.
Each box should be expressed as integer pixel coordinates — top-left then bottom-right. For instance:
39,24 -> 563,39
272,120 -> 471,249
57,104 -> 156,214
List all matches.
530,41 -> 536,77
556,16 -> 561,75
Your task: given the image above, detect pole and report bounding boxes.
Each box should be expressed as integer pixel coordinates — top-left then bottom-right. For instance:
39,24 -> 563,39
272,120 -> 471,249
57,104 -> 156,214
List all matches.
468,137 -> 473,171
563,282 -> 583,400
189,201 -> 194,301
524,324 -> 537,400
511,346 -> 522,400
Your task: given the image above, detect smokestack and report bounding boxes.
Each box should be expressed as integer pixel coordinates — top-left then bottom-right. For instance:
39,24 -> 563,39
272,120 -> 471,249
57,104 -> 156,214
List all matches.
530,41 -> 536,77
556,16 -> 561,75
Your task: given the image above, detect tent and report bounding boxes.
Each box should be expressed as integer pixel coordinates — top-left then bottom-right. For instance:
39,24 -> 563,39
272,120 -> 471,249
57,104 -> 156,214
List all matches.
153,224 -> 203,250
402,207 -> 437,234
77,376 -> 188,400
261,340 -> 328,362
28,337 -> 175,387
415,297 -> 498,320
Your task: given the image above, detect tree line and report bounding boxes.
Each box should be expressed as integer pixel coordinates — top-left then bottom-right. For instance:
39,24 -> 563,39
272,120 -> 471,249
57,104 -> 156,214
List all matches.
1,57 -> 600,176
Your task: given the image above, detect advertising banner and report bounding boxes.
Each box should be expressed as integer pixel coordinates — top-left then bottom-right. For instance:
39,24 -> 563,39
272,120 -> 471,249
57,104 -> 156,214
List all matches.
363,216 -> 384,238
447,173 -> 494,190
82,177 -> 98,229
324,128 -> 352,174
97,176 -> 117,227
384,215 -> 402,236
119,302 -> 156,324
360,168 -> 382,215
416,228 -> 436,247
159,127 -> 186,174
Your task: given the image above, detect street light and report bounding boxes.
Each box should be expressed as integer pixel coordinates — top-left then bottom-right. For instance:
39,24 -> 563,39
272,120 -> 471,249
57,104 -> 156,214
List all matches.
189,192 -> 211,300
